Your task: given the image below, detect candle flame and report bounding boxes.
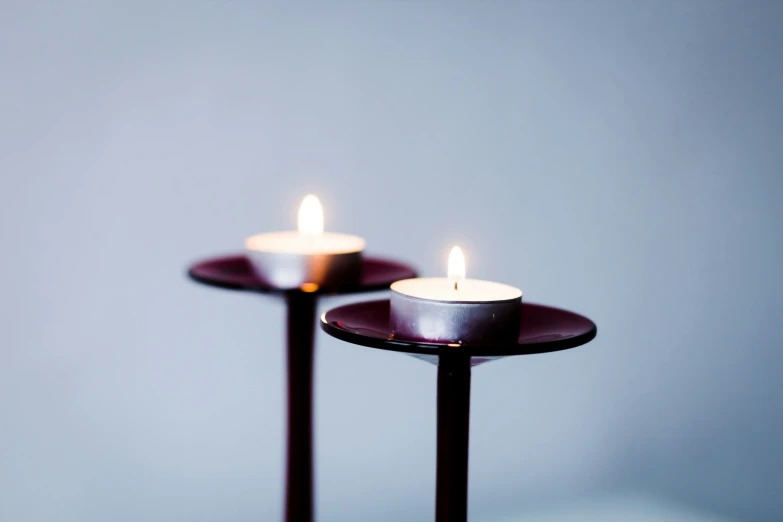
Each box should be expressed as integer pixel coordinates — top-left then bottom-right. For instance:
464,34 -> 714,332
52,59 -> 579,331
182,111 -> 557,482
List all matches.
448,246 -> 466,282
298,194 -> 324,235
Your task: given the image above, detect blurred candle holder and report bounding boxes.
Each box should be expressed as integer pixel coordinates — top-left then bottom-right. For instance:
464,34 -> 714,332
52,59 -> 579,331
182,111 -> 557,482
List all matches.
187,196 -> 417,522
245,195 -> 366,288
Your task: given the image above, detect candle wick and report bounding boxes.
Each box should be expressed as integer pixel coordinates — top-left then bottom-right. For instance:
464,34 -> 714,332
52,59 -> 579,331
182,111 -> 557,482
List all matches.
454,281 -> 458,291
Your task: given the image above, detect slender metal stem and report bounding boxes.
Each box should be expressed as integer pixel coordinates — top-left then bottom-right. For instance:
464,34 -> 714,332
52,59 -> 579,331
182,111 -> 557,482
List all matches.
435,354 -> 472,522
284,293 -> 317,522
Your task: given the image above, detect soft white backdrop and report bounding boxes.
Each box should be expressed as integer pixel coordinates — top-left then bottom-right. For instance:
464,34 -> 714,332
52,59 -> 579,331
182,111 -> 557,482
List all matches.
1,2 -> 781,521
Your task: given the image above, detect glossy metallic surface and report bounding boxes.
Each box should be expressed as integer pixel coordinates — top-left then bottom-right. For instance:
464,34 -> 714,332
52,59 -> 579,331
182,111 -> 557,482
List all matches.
246,249 -> 362,289
390,290 -> 521,344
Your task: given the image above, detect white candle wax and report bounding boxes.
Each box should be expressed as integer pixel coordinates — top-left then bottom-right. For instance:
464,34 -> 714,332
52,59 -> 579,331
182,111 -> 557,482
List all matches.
390,277 -> 521,303
245,231 -> 365,256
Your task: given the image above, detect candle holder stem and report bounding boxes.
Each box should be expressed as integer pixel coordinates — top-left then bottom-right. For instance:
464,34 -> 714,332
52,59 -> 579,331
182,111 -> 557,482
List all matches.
436,354 -> 472,522
284,292 -> 317,522
321,300 -> 597,522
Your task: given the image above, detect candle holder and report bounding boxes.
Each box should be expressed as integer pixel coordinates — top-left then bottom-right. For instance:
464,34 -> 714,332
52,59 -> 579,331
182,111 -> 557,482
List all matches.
188,255 -> 417,522
320,299 -> 597,522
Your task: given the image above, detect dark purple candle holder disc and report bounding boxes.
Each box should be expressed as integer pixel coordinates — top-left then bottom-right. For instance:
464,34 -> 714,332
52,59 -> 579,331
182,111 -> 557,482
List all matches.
188,254 -> 416,295
320,299 -> 597,366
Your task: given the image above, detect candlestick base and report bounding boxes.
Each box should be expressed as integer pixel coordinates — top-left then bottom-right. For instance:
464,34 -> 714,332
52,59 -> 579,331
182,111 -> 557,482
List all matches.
320,299 -> 596,522
188,255 -> 417,522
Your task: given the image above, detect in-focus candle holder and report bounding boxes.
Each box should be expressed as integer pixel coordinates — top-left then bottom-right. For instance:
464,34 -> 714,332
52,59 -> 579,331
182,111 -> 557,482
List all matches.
188,256 -> 417,522
320,299 -> 597,522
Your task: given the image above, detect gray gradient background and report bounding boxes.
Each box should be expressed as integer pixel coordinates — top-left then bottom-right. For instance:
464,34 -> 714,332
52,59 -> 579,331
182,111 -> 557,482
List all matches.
1,2 -> 782,521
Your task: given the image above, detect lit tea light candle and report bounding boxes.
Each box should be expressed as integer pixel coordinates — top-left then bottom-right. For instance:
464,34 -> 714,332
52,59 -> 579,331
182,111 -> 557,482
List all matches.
245,195 -> 365,289
390,246 -> 522,344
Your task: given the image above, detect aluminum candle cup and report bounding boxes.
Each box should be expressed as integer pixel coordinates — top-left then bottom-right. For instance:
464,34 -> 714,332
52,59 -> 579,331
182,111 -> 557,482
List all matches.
390,278 -> 523,344
245,232 -> 364,289
244,195 -> 366,289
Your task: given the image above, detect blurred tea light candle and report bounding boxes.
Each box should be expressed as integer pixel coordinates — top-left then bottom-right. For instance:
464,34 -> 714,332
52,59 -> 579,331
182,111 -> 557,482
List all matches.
245,195 -> 365,289
390,246 -> 522,344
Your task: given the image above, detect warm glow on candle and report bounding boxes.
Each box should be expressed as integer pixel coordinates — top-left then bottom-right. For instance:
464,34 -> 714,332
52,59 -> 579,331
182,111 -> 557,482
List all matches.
448,246 -> 466,282
298,195 -> 324,236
